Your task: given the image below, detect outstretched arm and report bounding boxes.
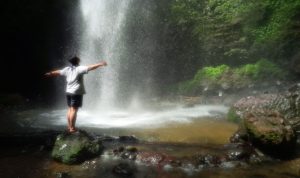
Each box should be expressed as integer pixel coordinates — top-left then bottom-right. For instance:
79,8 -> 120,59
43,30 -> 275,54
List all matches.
88,61 -> 107,71
44,70 -> 60,77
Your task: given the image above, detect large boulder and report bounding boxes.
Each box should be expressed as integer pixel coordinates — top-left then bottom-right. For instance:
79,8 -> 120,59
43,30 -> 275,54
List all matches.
51,130 -> 103,164
243,110 -> 297,155
228,84 -> 300,126
228,85 -> 300,158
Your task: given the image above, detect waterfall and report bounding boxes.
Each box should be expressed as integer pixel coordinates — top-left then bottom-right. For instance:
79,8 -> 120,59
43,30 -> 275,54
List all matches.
78,0 -> 160,112
79,0 -> 131,110
44,1 -> 232,129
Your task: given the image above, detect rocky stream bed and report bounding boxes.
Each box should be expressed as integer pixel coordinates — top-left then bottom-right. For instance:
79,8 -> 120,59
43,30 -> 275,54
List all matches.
1,83 -> 300,178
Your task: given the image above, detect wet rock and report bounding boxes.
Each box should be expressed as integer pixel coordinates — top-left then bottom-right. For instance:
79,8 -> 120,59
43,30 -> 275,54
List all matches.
112,162 -> 137,177
136,151 -> 176,169
114,147 -> 169,166
169,160 -> 182,167
248,152 -> 271,164
125,146 -> 138,152
136,152 -> 165,165
51,130 -> 103,164
162,164 -> 174,171
243,110 -> 297,157
225,143 -> 253,161
192,143 -> 266,169
229,94 -> 279,122
96,135 -> 139,144
82,160 -> 97,169
195,154 -> 221,167
113,146 -> 138,161
55,172 -> 70,178
229,84 -> 300,125
96,135 -> 118,142
219,161 -> 244,169
118,136 -> 139,143
122,147 -> 138,160
230,128 -> 249,143
228,86 -> 300,158
113,146 -> 125,155
180,163 -> 197,175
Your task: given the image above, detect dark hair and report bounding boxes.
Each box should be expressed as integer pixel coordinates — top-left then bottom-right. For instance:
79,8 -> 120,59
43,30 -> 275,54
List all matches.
68,56 -> 80,66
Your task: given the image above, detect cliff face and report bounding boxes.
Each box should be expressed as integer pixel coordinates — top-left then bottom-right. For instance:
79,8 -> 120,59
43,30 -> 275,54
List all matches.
1,1 -> 80,100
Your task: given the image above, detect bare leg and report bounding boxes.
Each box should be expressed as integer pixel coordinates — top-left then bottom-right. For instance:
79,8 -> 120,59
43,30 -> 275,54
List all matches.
69,106 -> 79,132
67,107 -> 71,131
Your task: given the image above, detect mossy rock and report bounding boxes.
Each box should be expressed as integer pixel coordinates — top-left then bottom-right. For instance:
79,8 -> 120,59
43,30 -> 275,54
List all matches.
51,130 -> 103,164
243,110 -> 297,156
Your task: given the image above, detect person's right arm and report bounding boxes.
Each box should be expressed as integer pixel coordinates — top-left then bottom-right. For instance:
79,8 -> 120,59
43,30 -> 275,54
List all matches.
44,70 -> 61,77
87,61 -> 107,71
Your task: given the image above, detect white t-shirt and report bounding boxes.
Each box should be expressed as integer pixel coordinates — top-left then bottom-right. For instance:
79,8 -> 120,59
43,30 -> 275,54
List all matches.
60,66 -> 89,95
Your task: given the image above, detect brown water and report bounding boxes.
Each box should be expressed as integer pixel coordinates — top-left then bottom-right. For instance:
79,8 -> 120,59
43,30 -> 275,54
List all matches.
133,119 -> 238,144
1,116 -> 300,178
1,152 -> 300,178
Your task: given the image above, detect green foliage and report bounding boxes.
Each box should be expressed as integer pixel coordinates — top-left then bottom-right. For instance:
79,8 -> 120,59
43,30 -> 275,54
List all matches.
224,48 -> 249,58
171,0 -> 203,26
207,0 -> 258,23
169,0 -> 300,68
176,59 -> 288,95
227,107 -> 241,123
195,64 -> 230,81
236,59 -> 288,80
177,80 -> 198,95
251,0 -> 300,43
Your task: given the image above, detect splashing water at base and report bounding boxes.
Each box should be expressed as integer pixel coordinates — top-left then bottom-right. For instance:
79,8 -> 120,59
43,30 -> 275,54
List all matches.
25,104 -> 236,145
41,104 -> 229,128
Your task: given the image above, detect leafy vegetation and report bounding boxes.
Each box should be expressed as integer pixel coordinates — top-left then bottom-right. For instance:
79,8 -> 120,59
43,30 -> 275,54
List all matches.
178,64 -> 229,94
167,0 -> 300,95
236,59 -> 288,80
250,0 -> 300,43
227,107 -> 241,123
177,59 -> 288,95
170,0 -> 300,64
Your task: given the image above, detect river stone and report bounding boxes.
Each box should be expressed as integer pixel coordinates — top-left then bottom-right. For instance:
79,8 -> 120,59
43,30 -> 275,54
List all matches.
243,110 -> 296,155
228,84 -> 300,125
51,130 -> 103,164
112,162 -> 136,177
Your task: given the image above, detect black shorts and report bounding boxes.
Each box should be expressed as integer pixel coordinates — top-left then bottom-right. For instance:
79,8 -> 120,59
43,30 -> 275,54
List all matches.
66,94 -> 83,108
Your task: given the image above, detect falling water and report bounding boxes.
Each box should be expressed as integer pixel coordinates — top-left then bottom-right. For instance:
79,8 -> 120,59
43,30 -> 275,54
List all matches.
68,0 -> 230,128
79,0 -> 131,110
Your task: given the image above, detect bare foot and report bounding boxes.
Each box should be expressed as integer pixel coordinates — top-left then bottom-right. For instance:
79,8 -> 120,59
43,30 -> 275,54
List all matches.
69,128 -> 77,133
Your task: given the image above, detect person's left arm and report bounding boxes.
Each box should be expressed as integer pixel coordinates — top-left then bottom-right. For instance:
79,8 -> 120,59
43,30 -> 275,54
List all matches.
87,61 -> 107,71
44,70 -> 61,77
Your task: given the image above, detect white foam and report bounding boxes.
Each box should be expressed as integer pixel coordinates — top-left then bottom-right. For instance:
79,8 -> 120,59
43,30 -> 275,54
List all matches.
39,104 -> 229,128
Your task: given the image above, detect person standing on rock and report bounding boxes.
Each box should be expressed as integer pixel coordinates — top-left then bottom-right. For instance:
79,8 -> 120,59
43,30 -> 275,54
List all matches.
45,56 -> 107,133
